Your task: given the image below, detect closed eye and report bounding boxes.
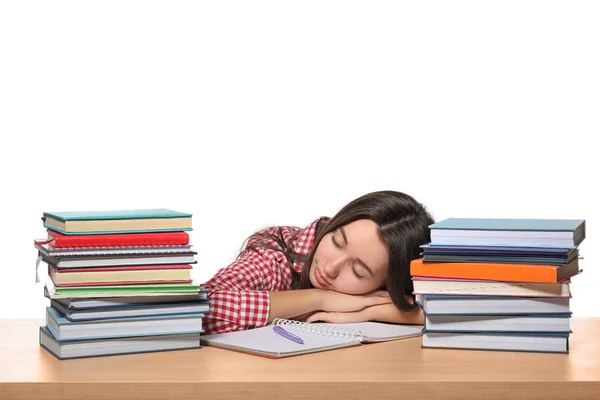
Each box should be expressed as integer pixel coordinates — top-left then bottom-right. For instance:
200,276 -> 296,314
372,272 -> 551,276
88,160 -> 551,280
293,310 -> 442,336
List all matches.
352,264 -> 364,279
330,234 -> 342,249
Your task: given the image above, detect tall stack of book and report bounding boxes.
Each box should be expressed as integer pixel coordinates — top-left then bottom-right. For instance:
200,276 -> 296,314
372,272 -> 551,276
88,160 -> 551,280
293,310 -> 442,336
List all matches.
34,209 -> 209,359
410,218 -> 585,354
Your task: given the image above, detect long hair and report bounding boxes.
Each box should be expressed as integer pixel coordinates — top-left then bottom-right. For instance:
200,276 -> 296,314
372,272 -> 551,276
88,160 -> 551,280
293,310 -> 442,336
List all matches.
242,190 -> 434,312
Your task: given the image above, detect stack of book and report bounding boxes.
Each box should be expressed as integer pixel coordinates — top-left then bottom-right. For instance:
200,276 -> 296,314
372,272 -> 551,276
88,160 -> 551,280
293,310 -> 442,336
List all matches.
411,218 -> 585,354
35,209 -> 209,359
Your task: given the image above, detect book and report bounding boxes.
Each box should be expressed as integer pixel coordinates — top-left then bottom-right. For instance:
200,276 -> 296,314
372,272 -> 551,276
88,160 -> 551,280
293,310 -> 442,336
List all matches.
424,314 -> 571,333
43,229 -> 190,248
200,318 -> 423,358
45,282 -> 200,299
50,299 -> 210,321
410,258 -> 580,283
48,264 -> 193,286
45,306 -> 204,340
39,326 -> 201,360
42,209 -> 192,235
45,286 -> 208,307
420,246 -> 578,265
39,251 -> 197,269
421,331 -> 569,353
37,243 -> 193,257
412,277 -> 572,297
429,218 -> 585,248
415,294 -> 570,315
420,244 -> 577,256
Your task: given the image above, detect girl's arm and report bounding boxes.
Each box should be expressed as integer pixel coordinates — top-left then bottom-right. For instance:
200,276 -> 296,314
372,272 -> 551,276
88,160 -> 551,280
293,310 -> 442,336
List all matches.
304,295 -> 424,325
201,248 -> 276,334
202,246 -> 393,334
268,289 -> 392,323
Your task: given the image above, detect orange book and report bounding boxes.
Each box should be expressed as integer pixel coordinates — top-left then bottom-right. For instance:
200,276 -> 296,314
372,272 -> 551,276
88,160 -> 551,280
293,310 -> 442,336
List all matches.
410,258 -> 579,283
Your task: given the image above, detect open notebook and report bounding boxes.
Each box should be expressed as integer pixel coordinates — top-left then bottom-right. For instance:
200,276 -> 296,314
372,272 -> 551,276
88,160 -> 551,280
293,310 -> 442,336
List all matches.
200,318 -> 423,358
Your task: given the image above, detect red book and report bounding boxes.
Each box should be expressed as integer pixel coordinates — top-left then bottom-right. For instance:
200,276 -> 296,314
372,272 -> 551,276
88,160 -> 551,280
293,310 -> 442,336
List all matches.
43,229 -> 190,248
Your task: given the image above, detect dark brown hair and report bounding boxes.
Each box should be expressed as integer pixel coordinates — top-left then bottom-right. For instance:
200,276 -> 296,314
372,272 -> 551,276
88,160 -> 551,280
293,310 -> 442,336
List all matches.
242,190 -> 434,312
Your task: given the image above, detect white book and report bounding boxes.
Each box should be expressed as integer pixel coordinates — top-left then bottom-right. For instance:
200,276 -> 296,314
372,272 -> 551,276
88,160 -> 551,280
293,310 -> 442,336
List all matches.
422,331 -> 569,353
412,279 -> 572,297
428,218 -> 585,248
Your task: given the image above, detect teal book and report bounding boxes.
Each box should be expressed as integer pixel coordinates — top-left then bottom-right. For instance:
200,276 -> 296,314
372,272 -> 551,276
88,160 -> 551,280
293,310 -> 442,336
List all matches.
42,209 -> 192,235
429,218 -> 585,248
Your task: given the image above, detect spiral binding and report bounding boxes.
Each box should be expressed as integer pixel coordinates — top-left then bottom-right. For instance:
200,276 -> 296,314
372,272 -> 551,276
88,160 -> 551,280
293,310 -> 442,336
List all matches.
272,318 -> 363,341
48,244 -> 192,251
36,243 -> 193,257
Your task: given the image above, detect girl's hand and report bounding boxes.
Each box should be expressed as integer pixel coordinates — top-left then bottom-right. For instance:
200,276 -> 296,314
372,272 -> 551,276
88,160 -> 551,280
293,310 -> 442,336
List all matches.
305,308 -> 371,323
305,301 -> 425,325
320,289 -> 391,313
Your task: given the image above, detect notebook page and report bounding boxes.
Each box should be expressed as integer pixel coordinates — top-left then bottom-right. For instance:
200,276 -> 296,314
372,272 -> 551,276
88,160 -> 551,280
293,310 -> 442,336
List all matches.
200,325 -> 360,357
310,322 -> 423,343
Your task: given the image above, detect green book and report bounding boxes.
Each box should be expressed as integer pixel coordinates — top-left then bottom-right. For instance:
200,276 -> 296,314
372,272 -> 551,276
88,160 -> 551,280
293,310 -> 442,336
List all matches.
46,283 -> 200,299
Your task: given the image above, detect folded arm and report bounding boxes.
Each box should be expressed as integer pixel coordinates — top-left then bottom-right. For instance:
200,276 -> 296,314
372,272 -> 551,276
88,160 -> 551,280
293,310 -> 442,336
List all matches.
305,295 -> 424,324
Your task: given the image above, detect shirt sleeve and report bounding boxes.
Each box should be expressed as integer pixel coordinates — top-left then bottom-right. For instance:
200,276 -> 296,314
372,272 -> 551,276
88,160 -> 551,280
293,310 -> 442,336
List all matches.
200,247 -> 278,335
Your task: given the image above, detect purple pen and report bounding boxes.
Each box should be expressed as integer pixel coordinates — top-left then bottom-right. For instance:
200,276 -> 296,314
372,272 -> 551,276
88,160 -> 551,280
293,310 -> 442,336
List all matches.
273,325 -> 304,344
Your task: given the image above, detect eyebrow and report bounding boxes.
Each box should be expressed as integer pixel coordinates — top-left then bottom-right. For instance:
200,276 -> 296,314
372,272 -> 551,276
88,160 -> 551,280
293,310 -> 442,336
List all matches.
338,227 -> 375,277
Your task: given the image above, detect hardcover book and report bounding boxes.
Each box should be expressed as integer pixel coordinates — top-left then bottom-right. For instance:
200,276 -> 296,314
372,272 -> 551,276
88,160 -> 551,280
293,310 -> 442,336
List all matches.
48,264 -> 193,286
415,294 -> 570,315
429,218 -> 585,248
421,331 -> 569,353
44,229 -> 190,248
45,282 -> 201,299
50,299 -> 210,321
40,326 -> 202,360
45,306 -> 204,341
410,258 -> 579,283
411,277 -> 572,297
42,209 -> 193,235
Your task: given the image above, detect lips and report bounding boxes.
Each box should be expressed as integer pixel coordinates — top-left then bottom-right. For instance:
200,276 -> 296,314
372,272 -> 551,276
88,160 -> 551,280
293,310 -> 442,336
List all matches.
314,266 -> 331,287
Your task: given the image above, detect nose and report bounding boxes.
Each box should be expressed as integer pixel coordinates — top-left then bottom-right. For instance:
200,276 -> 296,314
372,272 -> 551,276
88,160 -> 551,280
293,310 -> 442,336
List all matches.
323,257 -> 344,279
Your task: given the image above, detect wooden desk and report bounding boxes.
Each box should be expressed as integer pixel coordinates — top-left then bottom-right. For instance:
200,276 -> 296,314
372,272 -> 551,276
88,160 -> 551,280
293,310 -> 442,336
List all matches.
1,318 -> 599,400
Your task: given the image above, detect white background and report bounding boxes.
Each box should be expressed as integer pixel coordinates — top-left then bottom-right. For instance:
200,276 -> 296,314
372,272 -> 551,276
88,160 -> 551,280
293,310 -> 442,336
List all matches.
0,1 -> 597,319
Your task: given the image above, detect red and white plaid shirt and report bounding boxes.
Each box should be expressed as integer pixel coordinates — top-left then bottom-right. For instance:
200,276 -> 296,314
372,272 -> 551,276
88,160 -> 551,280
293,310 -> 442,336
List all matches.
201,217 -> 329,335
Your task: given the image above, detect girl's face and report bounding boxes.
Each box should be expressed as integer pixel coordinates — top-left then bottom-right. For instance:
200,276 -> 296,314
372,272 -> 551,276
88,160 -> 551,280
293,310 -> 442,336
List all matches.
309,219 -> 388,295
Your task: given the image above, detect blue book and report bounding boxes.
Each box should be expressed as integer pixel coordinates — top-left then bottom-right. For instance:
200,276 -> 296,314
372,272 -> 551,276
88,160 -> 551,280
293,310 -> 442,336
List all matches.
416,294 -> 571,315
42,209 -> 192,235
51,299 -> 210,321
420,243 -> 576,255
429,218 -> 585,248
423,313 -> 572,334
45,306 -> 204,341
40,326 -> 202,360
